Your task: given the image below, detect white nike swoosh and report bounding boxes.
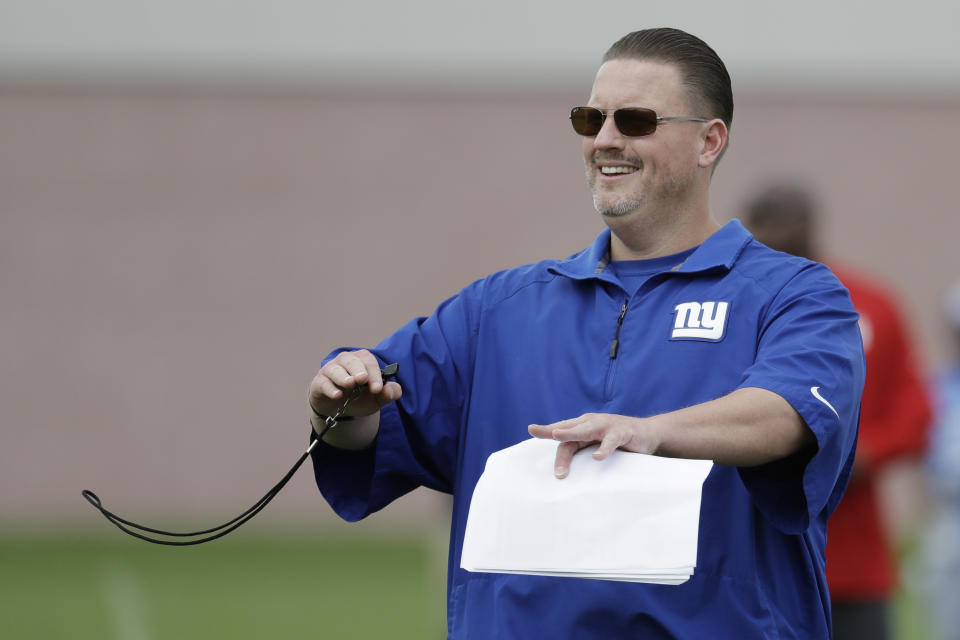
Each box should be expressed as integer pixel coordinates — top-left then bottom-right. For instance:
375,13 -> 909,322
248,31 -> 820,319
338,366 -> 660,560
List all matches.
810,386 -> 839,419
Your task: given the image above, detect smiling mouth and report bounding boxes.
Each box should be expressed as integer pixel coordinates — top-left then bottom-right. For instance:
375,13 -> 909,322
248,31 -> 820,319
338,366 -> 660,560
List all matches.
599,166 -> 638,176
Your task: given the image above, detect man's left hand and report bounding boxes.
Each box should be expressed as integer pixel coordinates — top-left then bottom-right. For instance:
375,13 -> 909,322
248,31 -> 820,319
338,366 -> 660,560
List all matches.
528,414 -> 660,479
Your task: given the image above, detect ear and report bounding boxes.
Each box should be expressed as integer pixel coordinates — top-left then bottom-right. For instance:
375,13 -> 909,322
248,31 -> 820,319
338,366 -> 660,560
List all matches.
697,119 -> 728,169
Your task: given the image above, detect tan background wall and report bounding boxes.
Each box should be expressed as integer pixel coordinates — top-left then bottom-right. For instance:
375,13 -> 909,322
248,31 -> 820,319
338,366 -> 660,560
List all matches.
2,83 -> 957,526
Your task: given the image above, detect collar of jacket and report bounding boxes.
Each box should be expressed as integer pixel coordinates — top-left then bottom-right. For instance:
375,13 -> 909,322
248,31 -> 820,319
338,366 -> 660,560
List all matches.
548,219 -> 754,281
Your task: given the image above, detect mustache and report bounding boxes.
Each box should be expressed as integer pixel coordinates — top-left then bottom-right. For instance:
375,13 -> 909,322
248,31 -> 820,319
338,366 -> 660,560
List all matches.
590,152 -> 641,167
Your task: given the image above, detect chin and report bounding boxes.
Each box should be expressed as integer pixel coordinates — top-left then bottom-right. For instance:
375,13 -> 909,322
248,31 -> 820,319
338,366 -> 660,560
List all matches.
594,196 -> 641,218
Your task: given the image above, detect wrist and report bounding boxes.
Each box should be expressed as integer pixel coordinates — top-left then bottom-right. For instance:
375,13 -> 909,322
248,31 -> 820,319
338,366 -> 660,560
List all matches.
318,410 -> 382,451
632,414 -> 666,456
309,402 -> 356,422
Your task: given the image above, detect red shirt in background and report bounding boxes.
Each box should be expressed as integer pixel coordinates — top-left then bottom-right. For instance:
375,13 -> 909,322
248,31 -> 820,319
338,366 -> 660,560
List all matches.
825,265 -> 932,600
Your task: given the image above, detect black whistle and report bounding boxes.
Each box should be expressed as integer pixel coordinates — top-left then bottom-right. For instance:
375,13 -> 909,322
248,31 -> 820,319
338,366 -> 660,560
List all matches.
82,363 -> 400,545
381,362 -> 399,382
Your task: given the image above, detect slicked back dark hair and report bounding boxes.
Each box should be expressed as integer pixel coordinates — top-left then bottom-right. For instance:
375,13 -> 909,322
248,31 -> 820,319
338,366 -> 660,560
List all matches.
603,28 -> 733,131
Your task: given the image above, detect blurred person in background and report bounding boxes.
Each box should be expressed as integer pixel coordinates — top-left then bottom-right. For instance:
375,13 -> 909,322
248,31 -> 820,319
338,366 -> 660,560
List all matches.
744,184 -> 932,640
307,29 -> 864,639
924,282 -> 960,640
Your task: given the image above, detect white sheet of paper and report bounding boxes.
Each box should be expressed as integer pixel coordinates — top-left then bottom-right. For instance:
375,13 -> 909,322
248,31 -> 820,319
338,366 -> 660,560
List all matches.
460,437 -> 713,583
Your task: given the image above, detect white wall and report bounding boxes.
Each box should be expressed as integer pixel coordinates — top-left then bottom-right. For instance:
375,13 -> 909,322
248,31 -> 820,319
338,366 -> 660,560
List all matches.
2,0 -> 959,92
3,1 -> 957,525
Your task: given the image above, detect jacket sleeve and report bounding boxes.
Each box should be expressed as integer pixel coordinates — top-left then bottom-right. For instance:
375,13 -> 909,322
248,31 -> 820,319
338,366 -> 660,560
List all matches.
310,279 -> 483,521
735,264 -> 866,534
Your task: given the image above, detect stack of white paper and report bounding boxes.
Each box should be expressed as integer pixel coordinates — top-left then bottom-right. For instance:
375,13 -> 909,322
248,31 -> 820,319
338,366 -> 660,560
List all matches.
460,437 -> 713,584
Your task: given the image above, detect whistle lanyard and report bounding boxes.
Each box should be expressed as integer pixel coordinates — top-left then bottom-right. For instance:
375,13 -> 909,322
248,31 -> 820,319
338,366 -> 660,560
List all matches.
82,363 -> 399,545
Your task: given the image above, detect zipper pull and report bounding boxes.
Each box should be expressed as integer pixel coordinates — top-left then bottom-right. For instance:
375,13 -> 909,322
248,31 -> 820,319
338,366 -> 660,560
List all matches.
610,302 -> 628,359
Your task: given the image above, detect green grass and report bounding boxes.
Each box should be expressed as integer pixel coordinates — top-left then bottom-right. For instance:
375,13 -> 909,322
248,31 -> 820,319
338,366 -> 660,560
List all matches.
892,540 -> 935,640
0,532 -> 934,639
0,533 -> 441,640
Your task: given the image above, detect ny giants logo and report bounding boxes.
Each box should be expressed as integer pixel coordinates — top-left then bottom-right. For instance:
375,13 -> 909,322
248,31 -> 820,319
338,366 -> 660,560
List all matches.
671,301 -> 729,341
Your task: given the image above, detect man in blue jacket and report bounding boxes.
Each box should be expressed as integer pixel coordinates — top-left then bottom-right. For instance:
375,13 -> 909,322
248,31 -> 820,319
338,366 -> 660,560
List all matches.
307,28 -> 864,639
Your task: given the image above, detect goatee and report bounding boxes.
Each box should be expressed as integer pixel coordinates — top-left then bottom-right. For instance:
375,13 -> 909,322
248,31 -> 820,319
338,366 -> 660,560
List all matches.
594,195 -> 641,218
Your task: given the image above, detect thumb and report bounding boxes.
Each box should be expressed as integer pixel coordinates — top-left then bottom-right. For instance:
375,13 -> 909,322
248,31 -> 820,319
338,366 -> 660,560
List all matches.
375,381 -> 402,407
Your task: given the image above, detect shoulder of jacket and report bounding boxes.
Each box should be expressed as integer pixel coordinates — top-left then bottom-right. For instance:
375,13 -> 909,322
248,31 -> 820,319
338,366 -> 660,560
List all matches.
462,259 -> 562,307
734,240 -> 840,296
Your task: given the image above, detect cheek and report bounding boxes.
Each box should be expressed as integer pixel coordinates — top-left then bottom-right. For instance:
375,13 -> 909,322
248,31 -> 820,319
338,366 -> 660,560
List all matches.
646,142 -> 697,177
581,139 -> 594,163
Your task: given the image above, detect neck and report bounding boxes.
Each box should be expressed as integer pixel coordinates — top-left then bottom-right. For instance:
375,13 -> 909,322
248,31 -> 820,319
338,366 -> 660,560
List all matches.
607,208 -> 720,260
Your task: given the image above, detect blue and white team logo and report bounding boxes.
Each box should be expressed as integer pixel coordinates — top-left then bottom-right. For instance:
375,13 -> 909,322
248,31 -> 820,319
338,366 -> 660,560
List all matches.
671,301 -> 729,341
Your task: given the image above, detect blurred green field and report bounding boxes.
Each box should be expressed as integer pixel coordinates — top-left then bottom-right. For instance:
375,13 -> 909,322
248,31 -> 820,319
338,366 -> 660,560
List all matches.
0,533 -> 443,640
0,533 -> 934,639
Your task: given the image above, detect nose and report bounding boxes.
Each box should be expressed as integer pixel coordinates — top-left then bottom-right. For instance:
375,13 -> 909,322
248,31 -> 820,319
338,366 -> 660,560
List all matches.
592,112 -> 626,150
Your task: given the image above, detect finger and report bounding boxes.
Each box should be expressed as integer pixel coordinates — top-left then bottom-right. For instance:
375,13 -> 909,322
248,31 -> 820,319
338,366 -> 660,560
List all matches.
374,381 -> 403,407
332,352 -> 370,386
308,375 -> 344,414
593,427 -> 627,460
549,419 -> 603,443
527,423 -> 555,439
322,362 -> 358,388
554,441 -> 586,479
352,350 -> 384,393
528,414 -> 591,439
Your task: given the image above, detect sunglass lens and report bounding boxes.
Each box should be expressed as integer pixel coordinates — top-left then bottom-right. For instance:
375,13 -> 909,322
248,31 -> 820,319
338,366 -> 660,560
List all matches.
570,107 -> 603,136
614,108 -> 657,136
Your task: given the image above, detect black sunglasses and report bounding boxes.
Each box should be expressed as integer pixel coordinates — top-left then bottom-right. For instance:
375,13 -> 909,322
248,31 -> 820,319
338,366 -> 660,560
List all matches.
570,106 -> 708,137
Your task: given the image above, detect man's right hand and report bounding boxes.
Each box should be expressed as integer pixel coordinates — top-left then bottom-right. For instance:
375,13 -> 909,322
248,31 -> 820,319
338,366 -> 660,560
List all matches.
308,349 -> 402,419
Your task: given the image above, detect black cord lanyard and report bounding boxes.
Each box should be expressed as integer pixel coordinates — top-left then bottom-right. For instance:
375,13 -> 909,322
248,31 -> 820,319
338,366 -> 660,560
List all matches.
82,363 -> 399,545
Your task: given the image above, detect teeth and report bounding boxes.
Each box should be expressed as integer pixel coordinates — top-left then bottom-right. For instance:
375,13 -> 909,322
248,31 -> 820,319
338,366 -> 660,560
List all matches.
600,166 -> 637,175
